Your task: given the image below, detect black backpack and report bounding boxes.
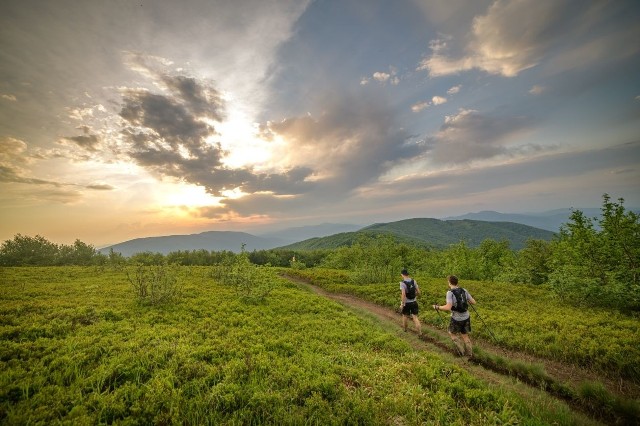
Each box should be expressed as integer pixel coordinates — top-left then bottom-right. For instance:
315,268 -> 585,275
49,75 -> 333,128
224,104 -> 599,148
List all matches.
450,287 -> 468,313
404,279 -> 417,299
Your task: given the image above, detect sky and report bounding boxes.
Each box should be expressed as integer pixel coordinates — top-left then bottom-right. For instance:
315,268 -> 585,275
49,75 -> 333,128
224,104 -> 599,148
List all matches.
1,0 -> 639,247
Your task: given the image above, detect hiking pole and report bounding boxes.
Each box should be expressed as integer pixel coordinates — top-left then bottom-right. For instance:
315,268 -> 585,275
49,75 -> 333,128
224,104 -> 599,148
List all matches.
469,304 -> 498,343
432,303 -> 445,327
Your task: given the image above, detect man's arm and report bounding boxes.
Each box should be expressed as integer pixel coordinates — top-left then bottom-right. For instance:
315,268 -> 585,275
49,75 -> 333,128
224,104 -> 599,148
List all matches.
433,291 -> 453,311
434,301 -> 453,311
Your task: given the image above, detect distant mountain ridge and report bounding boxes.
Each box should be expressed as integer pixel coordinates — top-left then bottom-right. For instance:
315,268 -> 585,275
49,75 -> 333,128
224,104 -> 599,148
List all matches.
99,231 -> 287,257
100,207 -> 616,256
256,223 -> 363,244
442,208 -> 604,232
279,218 -> 555,251
99,224 -> 360,256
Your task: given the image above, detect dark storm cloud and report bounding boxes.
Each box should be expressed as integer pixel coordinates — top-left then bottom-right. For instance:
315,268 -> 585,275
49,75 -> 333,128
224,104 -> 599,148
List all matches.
118,68 -> 315,197
160,74 -> 225,120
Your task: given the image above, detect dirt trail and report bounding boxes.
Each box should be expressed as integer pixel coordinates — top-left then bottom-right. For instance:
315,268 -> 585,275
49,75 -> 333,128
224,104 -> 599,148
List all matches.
282,273 -> 640,404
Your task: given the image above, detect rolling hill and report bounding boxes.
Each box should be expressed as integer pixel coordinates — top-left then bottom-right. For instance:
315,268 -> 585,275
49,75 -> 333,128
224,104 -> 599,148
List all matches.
278,218 -> 556,250
99,223 -> 361,256
442,208 -> 604,232
100,218 -> 556,256
99,231 -> 287,257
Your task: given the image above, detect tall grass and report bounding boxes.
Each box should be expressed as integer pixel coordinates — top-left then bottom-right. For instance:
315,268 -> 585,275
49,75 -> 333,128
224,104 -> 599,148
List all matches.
0,266 -> 594,424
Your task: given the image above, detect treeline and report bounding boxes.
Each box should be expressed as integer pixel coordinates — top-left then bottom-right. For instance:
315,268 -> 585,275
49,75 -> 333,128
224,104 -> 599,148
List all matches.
317,194 -> 639,311
1,195 -> 637,310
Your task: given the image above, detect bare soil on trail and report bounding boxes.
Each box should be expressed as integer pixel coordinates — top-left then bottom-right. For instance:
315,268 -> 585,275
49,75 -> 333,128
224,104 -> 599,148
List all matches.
282,274 -> 640,403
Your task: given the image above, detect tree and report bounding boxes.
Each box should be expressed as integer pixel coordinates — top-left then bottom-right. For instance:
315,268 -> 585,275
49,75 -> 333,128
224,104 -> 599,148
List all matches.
476,239 -> 514,281
0,234 -> 58,266
514,239 -> 552,285
599,194 -> 640,286
548,194 -> 640,310
56,239 -> 98,265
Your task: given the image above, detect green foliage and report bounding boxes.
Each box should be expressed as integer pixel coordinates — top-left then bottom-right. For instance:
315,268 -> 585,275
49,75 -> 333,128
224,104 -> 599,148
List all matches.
577,381 -> 640,424
128,251 -> 166,266
165,249 -> 236,266
213,249 -> 276,302
107,248 -> 126,270
56,240 -> 97,266
0,266 -> 581,425
249,249 -> 328,268
321,234 -> 410,283
124,264 -> 183,305
548,195 -> 640,310
500,239 -> 552,285
0,234 -> 103,267
0,234 -> 60,266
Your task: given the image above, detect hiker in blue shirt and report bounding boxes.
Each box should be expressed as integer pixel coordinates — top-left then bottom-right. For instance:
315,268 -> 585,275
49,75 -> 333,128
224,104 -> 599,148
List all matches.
433,275 -> 476,357
399,269 -> 422,336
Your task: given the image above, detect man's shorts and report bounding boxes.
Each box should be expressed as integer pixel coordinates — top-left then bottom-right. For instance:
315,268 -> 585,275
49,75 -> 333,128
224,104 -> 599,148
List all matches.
448,317 -> 471,334
402,301 -> 419,316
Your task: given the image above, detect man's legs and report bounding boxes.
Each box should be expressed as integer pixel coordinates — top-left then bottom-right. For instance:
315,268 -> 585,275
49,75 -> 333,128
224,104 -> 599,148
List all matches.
461,333 -> 473,357
448,331 -> 466,356
402,315 -> 408,332
412,314 -> 422,336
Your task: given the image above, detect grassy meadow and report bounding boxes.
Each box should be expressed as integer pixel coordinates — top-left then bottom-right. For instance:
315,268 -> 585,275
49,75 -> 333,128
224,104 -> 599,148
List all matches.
0,266 -> 593,425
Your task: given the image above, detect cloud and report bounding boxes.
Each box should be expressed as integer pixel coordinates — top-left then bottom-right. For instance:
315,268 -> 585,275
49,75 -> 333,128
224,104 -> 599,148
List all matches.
0,137 -> 29,166
411,95 -> 447,112
188,90 -> 425,219
86,184 -> 115,190
411,101 -> 430,113
61,126 -> 102,151
0,137 -> 116,199
373,72 -> 391,82
529,85 -> 546,95
431,96 -> 447,105
360,141 -> 640,214
196,192 -> 305,219
418,0 -> 636,78
368,68 -> 400,85
425,108 -> 537,164
262,91 -> 418,190
1,94 -> 17,101
117,56 -> 314,198
447,85 -> 461,94
0,137 -> 34,183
